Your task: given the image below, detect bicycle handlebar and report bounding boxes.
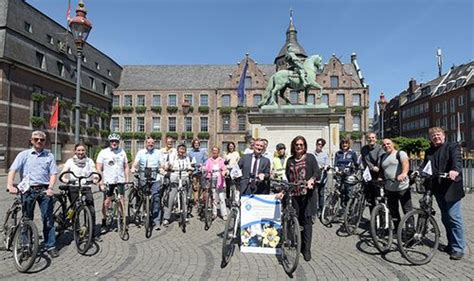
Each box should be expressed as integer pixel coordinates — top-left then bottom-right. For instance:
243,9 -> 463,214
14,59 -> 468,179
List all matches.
59,171 -> 102,185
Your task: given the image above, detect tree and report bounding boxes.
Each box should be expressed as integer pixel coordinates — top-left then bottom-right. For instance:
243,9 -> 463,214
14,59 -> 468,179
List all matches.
392,137 -> 430,154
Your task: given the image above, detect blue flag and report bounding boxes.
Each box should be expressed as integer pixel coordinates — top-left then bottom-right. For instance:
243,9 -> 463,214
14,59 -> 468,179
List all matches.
237,60 -> 248,105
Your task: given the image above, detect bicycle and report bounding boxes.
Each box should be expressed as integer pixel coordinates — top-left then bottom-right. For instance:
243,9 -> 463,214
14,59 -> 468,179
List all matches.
369,179 -> 393,253
104,182 -> 133,241
53,171 -> 101,255
1,186 -> 42,273
396,172 -> 446,265
202,174 -> 216,231
320,167 -> 342,226
221,174 -> 241,267
271,179 -> 305,275
128,168 -> 158,238
342,168 -> 365,235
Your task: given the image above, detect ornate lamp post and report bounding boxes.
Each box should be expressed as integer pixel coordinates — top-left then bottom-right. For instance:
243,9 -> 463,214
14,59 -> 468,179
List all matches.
69,0 -> 92,144
378,92 -> 388,139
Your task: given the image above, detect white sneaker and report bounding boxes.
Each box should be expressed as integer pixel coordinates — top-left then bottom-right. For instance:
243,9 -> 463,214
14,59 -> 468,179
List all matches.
163,220 -> 169,227
223,215 -> 228,220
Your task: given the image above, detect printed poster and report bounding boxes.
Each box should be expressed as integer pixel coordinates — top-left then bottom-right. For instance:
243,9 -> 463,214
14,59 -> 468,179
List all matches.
240,195 -> 282,255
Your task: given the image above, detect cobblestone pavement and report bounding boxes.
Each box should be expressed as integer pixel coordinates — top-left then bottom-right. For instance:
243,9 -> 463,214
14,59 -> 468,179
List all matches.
0,176 -> 472,280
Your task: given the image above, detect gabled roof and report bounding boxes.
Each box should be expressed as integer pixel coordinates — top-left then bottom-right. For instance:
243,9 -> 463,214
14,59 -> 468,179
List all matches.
117,64 -> 275,91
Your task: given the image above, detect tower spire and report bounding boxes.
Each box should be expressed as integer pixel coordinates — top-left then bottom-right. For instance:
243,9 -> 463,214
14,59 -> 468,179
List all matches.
274,9 -> 307,70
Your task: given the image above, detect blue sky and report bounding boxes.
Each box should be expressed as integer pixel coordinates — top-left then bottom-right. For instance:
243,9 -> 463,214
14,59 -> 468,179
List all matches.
28,0 -> 473,115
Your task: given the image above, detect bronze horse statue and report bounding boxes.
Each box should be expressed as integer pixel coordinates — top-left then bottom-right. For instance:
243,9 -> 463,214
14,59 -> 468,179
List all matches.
259,55 -> 323,107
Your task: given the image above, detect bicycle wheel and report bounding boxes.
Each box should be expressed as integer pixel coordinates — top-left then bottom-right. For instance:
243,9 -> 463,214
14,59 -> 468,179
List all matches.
180,192 -> 187,233
144,195 -> 152,238
73,205 -> 93,255
370,204 -> 393,253
204,189 -> 213,231
13,220 -> 39,273
320,191 -> 340,226
2,208 -> 18,250
397,209 -> 440,265
343,195 -> 363,235
127,188 -> 142,225
52,195 -> 67,237
221,207 -> 238,267
281,215 -> 301,275
117,200 -> 129,241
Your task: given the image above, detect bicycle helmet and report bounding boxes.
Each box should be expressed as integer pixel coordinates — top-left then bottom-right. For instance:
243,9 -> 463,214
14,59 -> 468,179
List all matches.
108,133 -> 121,141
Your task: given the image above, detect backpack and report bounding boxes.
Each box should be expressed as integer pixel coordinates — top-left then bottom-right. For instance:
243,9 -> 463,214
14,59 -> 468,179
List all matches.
395,151 -> 416,186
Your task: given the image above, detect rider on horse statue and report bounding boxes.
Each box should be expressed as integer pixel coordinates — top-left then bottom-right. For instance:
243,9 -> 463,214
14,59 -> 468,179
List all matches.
285,43 -> 308,88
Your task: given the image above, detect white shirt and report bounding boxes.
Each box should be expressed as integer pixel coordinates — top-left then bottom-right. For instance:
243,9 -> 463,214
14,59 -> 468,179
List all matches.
96,147 -> 128,184
61,157 -> 97,185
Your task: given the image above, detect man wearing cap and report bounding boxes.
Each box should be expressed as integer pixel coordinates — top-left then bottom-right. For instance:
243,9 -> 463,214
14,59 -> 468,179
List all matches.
272,143 -> 288,181
96,133 -> 130,232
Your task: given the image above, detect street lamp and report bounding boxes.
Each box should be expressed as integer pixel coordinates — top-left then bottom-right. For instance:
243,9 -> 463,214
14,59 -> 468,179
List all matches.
69,0 -> 92,144
378,92 -> 388,139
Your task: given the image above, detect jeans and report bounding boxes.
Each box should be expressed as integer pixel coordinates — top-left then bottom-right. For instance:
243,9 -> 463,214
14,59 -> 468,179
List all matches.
163,182 -> 188,221
151,182 -> 161,225
23,190 -> 56,250
434,195 -> 465,253
212,188 -> 227,217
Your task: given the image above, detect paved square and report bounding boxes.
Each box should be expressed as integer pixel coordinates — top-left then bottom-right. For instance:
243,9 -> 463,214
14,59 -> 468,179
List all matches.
0,176 -> 472,280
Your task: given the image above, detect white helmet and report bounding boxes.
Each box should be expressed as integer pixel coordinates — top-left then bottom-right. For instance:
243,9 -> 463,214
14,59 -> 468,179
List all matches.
108,133 -> 121,141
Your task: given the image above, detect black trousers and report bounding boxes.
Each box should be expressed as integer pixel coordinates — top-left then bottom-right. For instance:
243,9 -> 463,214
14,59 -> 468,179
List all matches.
363,182 -> 378,213
292,196 -> 313,255
67,186 -> 96,229
386,189 -> 413,229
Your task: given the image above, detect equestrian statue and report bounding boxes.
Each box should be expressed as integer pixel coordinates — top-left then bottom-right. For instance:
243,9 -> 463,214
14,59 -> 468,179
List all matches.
259,44 -> 323,107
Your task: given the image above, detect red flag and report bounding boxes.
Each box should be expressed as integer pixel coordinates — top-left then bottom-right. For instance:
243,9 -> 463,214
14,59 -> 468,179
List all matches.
50,98 -> 59,129
67,0 -> 71,22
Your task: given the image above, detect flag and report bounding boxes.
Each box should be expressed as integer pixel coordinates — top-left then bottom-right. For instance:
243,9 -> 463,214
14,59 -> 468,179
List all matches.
422,160 -> 432,176
237,59 -> 248,105
50,98 -> 59,129
456,112 -> 461,143
66,0 -> 71,24
362,166 -> 372,182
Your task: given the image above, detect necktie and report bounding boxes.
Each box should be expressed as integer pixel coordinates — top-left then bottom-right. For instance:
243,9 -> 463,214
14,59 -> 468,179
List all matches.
252,155 -> 259,179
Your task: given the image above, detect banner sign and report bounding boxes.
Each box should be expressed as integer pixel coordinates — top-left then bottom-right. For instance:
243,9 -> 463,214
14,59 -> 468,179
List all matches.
240,194 -> 282,254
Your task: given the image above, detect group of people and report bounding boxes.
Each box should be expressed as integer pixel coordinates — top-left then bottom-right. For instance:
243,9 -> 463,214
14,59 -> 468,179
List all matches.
4,126 -> 466,262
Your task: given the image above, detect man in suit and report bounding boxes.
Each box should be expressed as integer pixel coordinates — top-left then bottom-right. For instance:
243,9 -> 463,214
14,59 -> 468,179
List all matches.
238,138 -> 271,195
421,127 -> 465,260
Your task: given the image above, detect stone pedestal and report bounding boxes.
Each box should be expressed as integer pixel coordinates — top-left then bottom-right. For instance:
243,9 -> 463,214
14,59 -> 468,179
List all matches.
248,105 -> 343,162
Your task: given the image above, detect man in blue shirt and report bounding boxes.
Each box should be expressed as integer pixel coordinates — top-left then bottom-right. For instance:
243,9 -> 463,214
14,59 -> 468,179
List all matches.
131,136 -> 162,229
187,139 -> 207,211
6,130 -> 59,258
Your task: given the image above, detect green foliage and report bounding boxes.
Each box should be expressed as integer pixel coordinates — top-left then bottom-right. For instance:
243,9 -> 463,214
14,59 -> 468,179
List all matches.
125,150 -> 133,164
151,106 -> 162,113
58,121 -> 69,130
121,106 -> 133,113
112,106 -> 121,114
135,106 -> 146,114
198,132 -> 210,139
334,106 -> 346,113
121,132 -> 134,139
30,116 -> 45,128
198,106 -> 210,114
87,108 -> 99,116
167,106 -> 178,114
100,112 -> 110,120
100,129 -> 110,138
340,131 -> 348,140
220,107 -> 232,115
236,106 -> 248,114
182,131 -> 194,139
150,132 -> 162,140
166,132 -> 178,139
59,100 -> 73,110
31,92 -> 46,102
188,106 -> 194,113
351,106 -> 362,115
86,127 -> 98,135
392,137 -> 430,154
350,131 -> 362,140
134,132 -> 146,140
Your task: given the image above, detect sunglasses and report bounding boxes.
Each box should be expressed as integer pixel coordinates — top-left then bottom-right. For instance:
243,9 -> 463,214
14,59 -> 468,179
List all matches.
33,137 -> 45,142
110,140 -> 119,143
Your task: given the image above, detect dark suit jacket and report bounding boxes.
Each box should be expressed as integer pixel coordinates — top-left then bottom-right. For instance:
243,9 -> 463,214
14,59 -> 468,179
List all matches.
421,142 -> 464,202
238,153 -> 271,195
